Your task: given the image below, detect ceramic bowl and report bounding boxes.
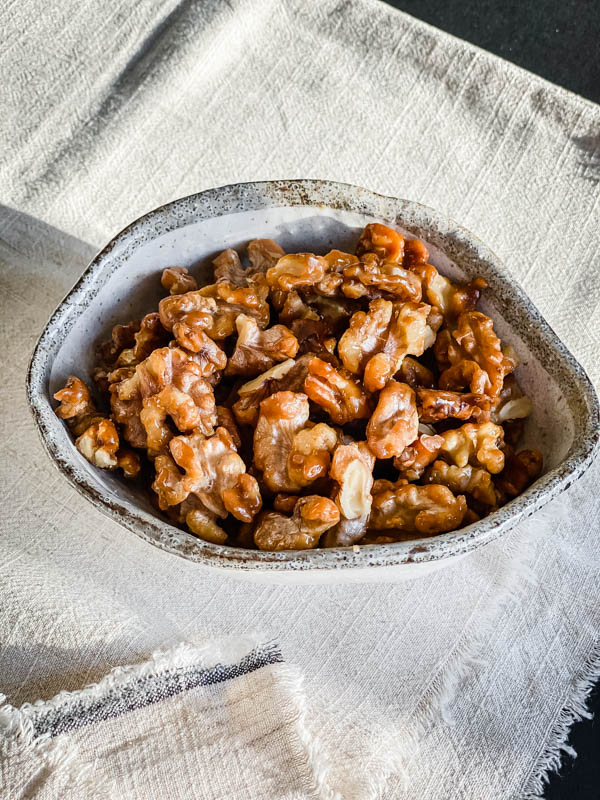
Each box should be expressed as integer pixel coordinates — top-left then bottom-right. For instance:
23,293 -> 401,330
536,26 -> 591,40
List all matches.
27,180 -> 599,584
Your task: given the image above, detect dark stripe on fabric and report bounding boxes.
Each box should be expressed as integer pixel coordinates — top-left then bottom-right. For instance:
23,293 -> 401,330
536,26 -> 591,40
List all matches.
30,641 -> 283,739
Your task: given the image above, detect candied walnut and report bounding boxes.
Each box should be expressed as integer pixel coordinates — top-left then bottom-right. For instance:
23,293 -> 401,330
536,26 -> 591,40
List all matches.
110,383 -> 146,448
233,354 -> 317,427
273,493 -> 299,513
213,248 -> 248,287
279,291 -> 320,323
452,312 -> 508,398
439,359 -> 491,395
141,385 -> 214,456
232,359 -> 297,426
96,320 -> 140,368
247,238 -> 286,273
226,314 -> 298,376
198,282 -> 270,338
266,253 -> 327,291
115,314 -> 169,367
338,298 -> 393,374
438,421 -> 505,474
495,449 -> 543,499
304,357 -> 371,425
254,496 -> 340,551
54,376 -> 94,420
342,259 -> 422,303
409,262 -> 487,320
356,223 -> 404,263
170,325 -> 226,376
54,376 -> 106,436
491,374 -> 532,423
424,461 -> 497,506
287,423 -> 338,487
216,406 -> 241,449
362,301 -> 432,392
76,419 -> 119,470
161,267 -> 198,295
169,427 -> 257,519
173,495 -> 229,545
366,381 -> 419,459
117,449 -> 141,479
152,453 -> 189,509
402,239 -> 429,268
253,391 -> 310,492
393,434 -> 443,480
289,318 -> 335,357
398,357 -> 436,389
369,483 -> 467,534
222,473 -> 263,522
322,515 -> 370,548
416,388 -> 491,423
159,290 -> 217,333
330,441 -> 375,521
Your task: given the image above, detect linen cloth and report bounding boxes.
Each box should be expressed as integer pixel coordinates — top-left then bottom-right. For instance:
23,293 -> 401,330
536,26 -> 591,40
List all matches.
1,638 -> 332,799
1,0 -> 599,797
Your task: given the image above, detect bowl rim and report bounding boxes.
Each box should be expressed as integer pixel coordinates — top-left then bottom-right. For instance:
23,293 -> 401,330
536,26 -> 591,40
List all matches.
26,179 -> 600,572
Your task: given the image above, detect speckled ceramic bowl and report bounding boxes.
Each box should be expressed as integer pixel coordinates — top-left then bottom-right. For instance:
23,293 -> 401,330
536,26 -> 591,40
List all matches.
27,180 -> 599,584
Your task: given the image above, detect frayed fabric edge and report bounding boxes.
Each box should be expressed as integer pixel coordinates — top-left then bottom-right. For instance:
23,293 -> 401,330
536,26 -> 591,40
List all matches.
520,636 -> 600,799
0,635 -> 277,749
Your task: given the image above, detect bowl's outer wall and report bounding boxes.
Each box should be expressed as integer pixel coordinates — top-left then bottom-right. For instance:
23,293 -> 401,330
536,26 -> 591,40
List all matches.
27,180 -> 600,579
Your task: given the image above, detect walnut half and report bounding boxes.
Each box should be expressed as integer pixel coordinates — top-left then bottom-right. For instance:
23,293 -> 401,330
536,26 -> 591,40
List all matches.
254,496 -> 340,551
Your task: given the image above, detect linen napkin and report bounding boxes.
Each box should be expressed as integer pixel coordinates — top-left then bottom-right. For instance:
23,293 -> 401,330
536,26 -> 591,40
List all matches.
1,638 -> 334,799
1,1 -> 599,798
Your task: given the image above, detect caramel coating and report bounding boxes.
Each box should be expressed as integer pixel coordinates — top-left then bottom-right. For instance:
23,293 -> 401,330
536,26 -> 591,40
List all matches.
495,449 -> 543,499
362,301 -> 432,392
96,321 -> 140,368
416,388 -> 491,423
253,391 -> 310,493
393,434 -> 443,480
398,357 -> 436,389
273,493 -> 299,513
369,483 -> 467,534
141,385 -> 213,456
338,298 -> 393,374
254,496 -> 340,551
266,253 -> 328,291
452,312 -> 507,398
366,381 -> 419,459
356,223 -> 404,263
247,238 -> 286,273
222,473 -> 263,522
54,376 -> 94,419
169,427 -> 258,520
215,406 -> 242,450
438,421 -> 505,474
439,359 -> 491,395
171,326 -> 226,376
152,453 -> 188,509
76,419 -> 120,470
161,267 -> 198,295
424,460 -> 497,506
342,259 -> 422,303
304,357 -> 371,425
198,282 -> 270,339
226,314 -> 298,376
213,248 -> 248,287
287,422 -> 338,488
117,449 -> 141,479
159,290 -> 218,333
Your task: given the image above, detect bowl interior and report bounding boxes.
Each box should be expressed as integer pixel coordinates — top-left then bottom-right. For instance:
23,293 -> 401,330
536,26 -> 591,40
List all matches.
29,182 -> 598,574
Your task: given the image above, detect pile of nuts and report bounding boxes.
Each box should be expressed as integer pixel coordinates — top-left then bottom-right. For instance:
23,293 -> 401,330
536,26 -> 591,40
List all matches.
54,223 -> 542,550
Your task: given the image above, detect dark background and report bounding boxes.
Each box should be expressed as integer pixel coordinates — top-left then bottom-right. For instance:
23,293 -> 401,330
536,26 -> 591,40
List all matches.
382,1 -> 600,797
